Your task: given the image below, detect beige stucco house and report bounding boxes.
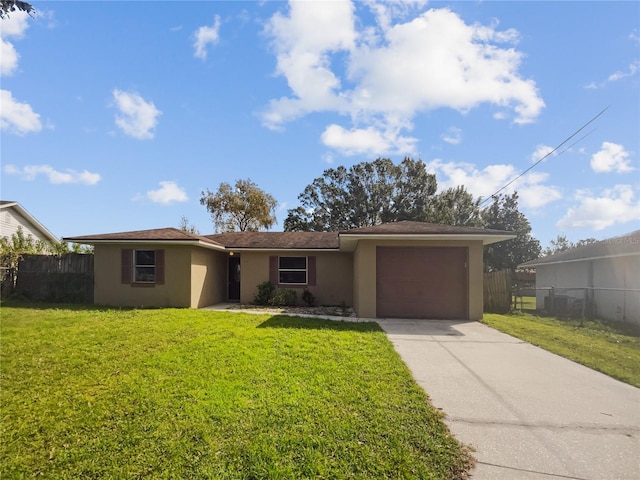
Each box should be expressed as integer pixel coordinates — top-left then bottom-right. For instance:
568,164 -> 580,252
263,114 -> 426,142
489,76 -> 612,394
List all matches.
65,221 -> 513,320
520,230 -> 640,325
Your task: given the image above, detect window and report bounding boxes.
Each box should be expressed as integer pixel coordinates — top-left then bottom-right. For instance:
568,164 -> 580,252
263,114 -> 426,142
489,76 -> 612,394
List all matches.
134,250 -> 156,283
121,249 -> 164,285
278,256 -> 307,284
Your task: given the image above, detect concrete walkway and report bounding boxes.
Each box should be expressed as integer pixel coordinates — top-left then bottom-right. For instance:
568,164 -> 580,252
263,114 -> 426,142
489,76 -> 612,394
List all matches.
376,319 -> 640,480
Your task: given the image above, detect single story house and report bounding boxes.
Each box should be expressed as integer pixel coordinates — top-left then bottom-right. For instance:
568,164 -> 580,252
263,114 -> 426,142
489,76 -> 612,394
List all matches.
520,230 -> 640,324
65,221 -> 514,320
1,200 -> 58,247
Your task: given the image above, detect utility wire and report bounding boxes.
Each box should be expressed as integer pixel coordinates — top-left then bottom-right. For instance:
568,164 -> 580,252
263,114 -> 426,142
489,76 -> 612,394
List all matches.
478,106 -> 609,208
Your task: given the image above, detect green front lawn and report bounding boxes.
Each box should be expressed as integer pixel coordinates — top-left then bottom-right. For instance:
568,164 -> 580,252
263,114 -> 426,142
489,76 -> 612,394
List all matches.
482,313 -> 640,387
1,305 -> 472,479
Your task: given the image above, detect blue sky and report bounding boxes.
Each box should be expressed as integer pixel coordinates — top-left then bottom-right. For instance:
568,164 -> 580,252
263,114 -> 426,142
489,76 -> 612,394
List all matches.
2,1 -> 639,248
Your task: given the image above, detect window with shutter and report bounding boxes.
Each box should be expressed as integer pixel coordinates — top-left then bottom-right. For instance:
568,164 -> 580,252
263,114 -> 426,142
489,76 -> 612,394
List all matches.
122,249 -> 165,285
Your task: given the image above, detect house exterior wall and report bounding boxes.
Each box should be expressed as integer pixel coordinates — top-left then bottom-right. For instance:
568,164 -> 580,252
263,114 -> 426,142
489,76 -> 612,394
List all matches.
94,244 -> 192,307
0,208 -> 53,246
534,261 -> 589,309
592,256 -> 639,324
238,251 -> 353,307
535,254 -> 640,324
352,239 -> 484,320
190,248 -> 227,308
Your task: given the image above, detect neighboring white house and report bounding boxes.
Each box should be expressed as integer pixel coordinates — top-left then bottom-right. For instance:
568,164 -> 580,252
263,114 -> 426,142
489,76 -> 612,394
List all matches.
0,201 -> 58,247
520,230 -> 640,325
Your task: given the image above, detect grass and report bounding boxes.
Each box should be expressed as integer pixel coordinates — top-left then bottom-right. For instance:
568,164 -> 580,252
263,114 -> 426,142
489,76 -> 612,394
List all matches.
482,312 -> 640,388
511,295 -> 536,311
1,304 -> 472,479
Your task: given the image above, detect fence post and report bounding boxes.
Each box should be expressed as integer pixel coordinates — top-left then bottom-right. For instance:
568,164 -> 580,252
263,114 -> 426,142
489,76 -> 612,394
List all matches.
550,286 -> 555,316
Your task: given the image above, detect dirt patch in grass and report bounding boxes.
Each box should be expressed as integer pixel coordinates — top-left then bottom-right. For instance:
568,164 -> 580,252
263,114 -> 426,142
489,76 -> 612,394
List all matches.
224,303 -> 357,318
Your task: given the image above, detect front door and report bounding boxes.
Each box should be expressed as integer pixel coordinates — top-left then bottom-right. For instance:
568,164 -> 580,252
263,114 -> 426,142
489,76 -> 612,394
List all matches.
228,256 -> 240,301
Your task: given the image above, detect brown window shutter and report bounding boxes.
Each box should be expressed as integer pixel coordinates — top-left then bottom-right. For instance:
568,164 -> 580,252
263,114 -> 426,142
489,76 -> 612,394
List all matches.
121,249 -> 132,284
308,256 -> 316,286
155,249 -> 165,285
269,256 -> 278,284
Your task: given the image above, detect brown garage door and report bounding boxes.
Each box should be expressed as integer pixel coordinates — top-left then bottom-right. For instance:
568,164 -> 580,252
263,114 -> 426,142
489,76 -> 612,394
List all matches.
376,247 -> 468,319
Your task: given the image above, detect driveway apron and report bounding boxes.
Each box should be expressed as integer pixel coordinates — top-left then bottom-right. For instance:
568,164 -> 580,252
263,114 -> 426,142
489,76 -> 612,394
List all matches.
376,319 -> 640,480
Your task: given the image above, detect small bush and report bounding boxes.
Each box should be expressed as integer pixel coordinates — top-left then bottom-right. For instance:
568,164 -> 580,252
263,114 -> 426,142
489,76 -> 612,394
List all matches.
302,288 -> 316,307
269,289 -> 298,307
254,281 -> 275,306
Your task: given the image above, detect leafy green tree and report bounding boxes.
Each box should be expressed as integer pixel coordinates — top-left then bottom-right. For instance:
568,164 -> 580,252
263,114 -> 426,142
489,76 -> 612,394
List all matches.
1,228 -> 92,264
284,158 -> 439,231
51,239 -> 94,255
428,186 -> 483,226
0,1 -> 34,19
1,226 -> 48,270
200,178 -> 277,232
482,193 -> 541,271
284,157 -> 484,231
543,234 -> 597,256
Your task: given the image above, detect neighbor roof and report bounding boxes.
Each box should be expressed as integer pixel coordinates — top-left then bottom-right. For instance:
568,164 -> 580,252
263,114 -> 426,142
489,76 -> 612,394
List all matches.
206,231 -> 339,250
64,228 -> 225,250
520,230 -> 640,267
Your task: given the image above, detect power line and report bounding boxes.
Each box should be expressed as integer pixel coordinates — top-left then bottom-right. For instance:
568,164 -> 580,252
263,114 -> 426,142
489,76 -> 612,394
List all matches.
478,106 -> 609,208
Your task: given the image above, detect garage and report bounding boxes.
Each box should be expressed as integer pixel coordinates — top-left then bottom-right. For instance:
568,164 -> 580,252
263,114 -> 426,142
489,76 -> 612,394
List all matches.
376,246 -> 468,319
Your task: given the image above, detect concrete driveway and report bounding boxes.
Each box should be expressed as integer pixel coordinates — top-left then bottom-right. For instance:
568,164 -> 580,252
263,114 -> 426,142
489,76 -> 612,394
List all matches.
376,319 -> 640,480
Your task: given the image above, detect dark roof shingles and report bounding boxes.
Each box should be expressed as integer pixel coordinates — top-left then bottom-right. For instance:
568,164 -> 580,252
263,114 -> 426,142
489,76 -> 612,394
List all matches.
65,221 -> 514,250
206,231 -> 339,249
340,220 -> 511,236
65,228 -> 224,247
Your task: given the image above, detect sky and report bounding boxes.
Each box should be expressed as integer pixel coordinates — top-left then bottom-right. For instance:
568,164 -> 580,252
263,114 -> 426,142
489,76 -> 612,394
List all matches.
1,0 -> 639,249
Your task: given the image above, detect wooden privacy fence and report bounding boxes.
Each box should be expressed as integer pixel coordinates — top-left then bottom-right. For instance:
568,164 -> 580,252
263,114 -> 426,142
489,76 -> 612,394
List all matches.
484,269 -> 512,313
9,253 -> 94,303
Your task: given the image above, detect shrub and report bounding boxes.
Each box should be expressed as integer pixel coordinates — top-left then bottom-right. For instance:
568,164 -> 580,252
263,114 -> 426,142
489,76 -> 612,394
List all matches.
302,288 -> 316,307
268,288 -> 298,307
254,281 -> 275,306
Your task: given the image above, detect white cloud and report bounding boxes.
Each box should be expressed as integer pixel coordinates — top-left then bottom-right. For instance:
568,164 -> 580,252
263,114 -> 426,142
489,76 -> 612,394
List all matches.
0,9 -> 30,76
441,126 -> 462,145
321,123 -> 417,156
586,60 -> 639,89
556,185 -> 640,231
262,0 -> 356,129
4,164 -> 101,185
590,142 -> 634,173
112,89 -> 161,139
428,159 -> 562,209
262,3 -> 544,156
1,38 -> 19,75
607,61 -> 639,82
0,9 -> 30,38
143,181 -> 188,204
514,173 -> 562,210
322,152 -> 335,164
193,15 -> 221,60
531,144 -> 555,163
0,89 -> 42,134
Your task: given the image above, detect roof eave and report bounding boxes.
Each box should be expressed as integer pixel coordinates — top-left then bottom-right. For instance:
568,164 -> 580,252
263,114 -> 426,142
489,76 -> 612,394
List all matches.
61,238 -> 226,251
6,203 -> 59,244
338,233 -> 515,251
224,247 -> 340,252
